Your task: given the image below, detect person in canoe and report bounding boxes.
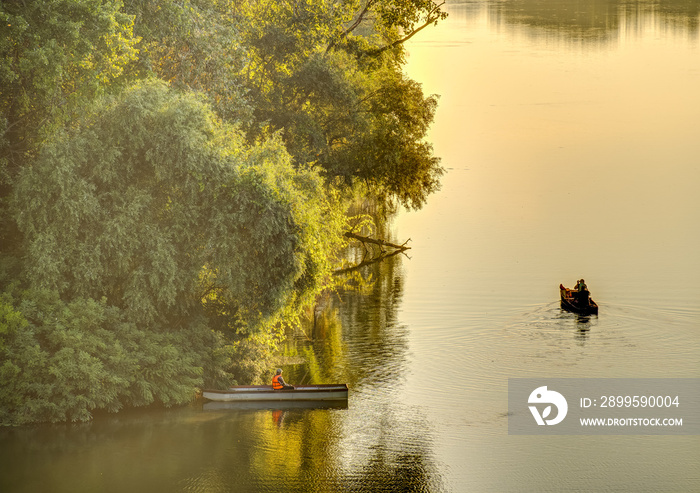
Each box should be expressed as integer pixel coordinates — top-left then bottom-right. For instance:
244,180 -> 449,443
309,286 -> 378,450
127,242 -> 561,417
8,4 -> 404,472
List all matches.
575,279 -> 590,306
272,368 -> 295,391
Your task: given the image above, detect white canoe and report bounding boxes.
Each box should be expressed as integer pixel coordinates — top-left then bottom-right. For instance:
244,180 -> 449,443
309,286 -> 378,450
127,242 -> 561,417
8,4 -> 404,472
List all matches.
203,400 -> 348,411
202,384 -> 349,402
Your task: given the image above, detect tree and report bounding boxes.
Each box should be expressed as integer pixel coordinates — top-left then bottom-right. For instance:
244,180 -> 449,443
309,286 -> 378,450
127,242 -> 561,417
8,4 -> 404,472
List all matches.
318,65 -> 443,209
235,0 -> 446,209
14,80 -> 341,329
0,0 -> 139,180
0,0 -> 140,263
120,0 -> 447,208
0,0 -> 448,423
329,0 -> 448,56
1,81 -> 345,423
0,288 -> 212,424
122,0 -> 252,124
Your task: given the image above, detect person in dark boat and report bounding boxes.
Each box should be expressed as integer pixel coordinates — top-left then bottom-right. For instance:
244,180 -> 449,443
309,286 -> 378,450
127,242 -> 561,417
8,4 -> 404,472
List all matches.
272,368 -> 295,390
575,279 -> 590,306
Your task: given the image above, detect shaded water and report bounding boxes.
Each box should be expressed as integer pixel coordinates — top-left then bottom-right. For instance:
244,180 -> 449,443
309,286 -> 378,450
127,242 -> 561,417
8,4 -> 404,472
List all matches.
2,1 -> 700,491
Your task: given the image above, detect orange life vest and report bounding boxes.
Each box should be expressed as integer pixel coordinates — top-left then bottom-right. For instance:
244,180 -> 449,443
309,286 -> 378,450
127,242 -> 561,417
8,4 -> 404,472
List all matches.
272,374 -> 283,390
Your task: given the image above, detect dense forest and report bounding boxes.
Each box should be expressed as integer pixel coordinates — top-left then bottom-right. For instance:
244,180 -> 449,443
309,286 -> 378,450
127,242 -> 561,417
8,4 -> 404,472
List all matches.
0,0 -> 446,424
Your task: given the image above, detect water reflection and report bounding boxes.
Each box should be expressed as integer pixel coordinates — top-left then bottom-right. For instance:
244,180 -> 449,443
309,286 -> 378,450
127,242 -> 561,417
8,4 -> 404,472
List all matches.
294,228 -> 447,491
294,218 -> 411,391
453,0 -> 700,47
574,314 -> 593,342
398,3 -> 700,488
2,1 -> 700,491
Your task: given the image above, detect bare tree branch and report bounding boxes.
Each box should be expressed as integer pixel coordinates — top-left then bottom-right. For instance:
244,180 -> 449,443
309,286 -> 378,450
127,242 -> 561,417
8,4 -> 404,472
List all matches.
343,231 -> 411,251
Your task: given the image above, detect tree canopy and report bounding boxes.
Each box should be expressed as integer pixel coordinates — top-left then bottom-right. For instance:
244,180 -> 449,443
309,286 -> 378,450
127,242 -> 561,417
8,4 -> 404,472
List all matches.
0,0 -> 138,177
3,80 -> 344,423
14,81 -> 339,328
0,0 -> 447,423
233,0 -> 446,209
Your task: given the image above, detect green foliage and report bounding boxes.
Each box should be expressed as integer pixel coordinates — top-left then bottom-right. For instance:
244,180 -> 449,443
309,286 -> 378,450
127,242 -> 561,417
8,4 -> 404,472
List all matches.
0,0 -> 139,171
5,81 -> 344,423
0,292 -> 26,353
236,0 -> 446,209
0,0 -> 140,265
374,0 -> 449,42
123,0 -> 252,124
223,330 -> 284,385
322,64 -> 443,209
0,289 -> 208,425
1,0 -> 446,423
14,80 -> 341,329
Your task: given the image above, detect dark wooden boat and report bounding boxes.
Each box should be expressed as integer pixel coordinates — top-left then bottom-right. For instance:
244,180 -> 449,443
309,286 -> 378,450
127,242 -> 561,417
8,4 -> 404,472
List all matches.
202,384 -> 349,402
559,284 -> 598,315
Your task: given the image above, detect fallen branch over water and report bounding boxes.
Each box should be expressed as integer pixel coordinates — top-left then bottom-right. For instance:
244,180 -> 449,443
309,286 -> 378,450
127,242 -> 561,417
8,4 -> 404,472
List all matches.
333,248 -> 407,276
333,232 -> 411,276
343,232 -> 411,251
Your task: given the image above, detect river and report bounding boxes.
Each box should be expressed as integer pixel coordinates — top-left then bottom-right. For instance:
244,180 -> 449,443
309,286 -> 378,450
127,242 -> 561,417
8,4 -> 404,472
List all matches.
2,1 -> 699,491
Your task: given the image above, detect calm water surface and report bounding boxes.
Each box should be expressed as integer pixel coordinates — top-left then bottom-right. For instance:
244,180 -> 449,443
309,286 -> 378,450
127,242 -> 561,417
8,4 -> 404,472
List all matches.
2,1 -> 700,491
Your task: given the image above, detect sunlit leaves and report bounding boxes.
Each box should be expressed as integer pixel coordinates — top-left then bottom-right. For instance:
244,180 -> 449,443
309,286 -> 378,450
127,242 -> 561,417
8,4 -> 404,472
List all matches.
374,0 -> 448,36
14,80 -> 340,330
124,0 -> 252,124
4,80 -> 346,422
235,0 -> 445,209
0,0 -> 447,423
0,0 -> 139,166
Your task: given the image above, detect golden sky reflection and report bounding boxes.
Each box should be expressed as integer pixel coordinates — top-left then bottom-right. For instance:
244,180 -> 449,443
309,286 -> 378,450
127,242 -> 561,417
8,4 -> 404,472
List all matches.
398,1 -> 700,300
